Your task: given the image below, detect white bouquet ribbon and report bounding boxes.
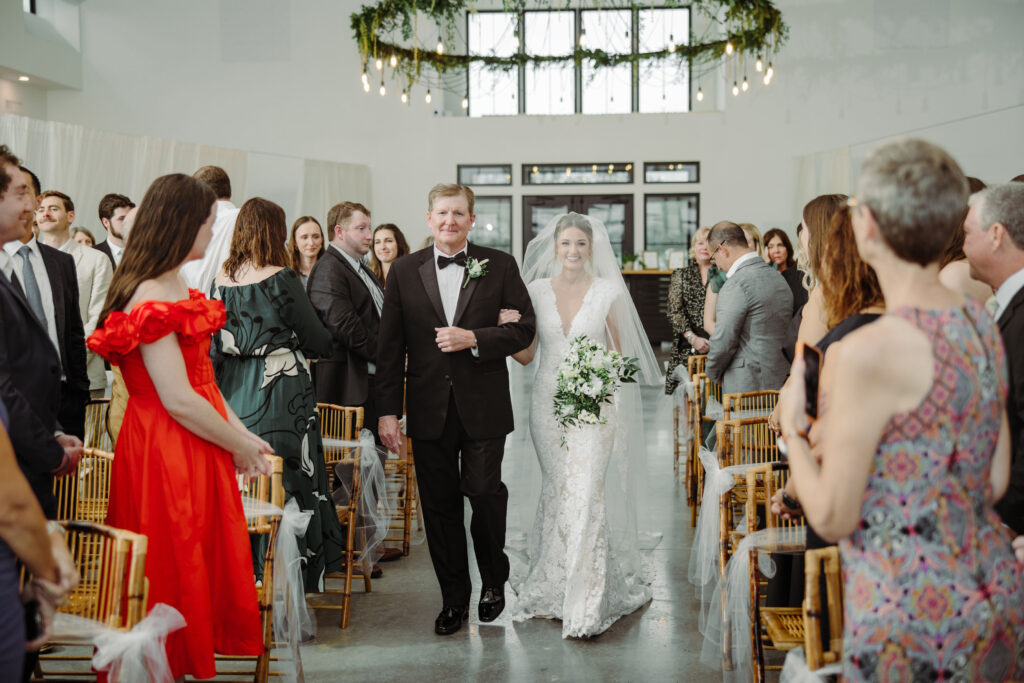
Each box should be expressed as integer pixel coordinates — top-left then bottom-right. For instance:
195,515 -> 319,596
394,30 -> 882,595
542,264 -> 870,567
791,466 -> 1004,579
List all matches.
780,646 -> 844,683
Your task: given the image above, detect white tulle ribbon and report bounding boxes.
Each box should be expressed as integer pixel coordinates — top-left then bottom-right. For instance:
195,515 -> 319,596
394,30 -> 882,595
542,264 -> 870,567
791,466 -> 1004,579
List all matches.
43,604 -> 186,683
700,526 -> 807,683
779,646 -> 844,683
241,497 -> 313,682
705,395 -> 724,420
689,447 -> 761,631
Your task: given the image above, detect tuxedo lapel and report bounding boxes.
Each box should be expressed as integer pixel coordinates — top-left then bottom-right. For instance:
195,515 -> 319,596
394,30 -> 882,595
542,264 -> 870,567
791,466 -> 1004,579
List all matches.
0,271 -> 48,337
417,253 -> 447,325
999,286 -> 1024,330
40,249 -> 65,331
452,245 -> 482,327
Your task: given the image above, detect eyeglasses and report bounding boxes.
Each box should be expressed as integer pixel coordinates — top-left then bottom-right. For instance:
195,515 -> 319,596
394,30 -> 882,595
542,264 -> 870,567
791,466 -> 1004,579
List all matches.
710,243 -> 722,262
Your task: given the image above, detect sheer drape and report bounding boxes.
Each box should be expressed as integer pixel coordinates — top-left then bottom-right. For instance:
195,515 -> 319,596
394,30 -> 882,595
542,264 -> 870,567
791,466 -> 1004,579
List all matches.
793,145 -> 852,210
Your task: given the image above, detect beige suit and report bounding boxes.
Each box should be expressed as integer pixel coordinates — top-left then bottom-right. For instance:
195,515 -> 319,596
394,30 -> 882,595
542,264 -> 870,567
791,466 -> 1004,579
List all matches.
64,239 -> 113,391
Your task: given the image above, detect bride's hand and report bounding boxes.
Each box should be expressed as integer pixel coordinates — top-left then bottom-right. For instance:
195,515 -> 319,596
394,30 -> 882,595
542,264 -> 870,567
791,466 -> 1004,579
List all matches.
498,308 -> 521,325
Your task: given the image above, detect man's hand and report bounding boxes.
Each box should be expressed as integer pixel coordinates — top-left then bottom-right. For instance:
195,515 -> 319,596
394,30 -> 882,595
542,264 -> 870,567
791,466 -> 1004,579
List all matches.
52,434 -> 84,477
435,327 -> 476,353
379,416 -> 403,454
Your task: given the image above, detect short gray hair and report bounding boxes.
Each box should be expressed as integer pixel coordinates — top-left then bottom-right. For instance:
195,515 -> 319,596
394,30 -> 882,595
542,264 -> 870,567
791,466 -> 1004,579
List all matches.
857,138 -> 968,266
971,183 -> 1024,250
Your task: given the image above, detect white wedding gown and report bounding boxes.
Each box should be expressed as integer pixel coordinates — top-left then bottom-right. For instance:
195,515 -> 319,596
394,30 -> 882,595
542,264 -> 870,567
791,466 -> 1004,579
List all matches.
512,277 -> 653,638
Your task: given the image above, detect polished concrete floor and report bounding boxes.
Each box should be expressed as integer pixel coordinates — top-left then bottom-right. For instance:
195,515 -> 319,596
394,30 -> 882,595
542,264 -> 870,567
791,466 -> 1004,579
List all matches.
299,383 -> 722,683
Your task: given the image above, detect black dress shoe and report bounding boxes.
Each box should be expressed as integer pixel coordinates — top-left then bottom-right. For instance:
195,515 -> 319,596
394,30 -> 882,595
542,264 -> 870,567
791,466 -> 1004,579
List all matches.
434,605 -> 470,635
478,586 -> 505,622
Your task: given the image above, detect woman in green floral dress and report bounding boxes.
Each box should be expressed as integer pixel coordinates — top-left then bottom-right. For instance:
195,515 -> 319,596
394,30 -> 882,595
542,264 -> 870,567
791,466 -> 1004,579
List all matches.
212,197 -> 344,591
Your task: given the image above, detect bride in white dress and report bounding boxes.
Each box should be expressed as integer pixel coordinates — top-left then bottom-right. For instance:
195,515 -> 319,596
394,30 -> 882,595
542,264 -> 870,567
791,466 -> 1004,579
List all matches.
506,213 -> 662,638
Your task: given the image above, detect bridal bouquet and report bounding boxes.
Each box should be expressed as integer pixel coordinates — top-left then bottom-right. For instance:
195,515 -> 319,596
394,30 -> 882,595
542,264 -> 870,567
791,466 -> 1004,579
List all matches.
553,335 -> 640,445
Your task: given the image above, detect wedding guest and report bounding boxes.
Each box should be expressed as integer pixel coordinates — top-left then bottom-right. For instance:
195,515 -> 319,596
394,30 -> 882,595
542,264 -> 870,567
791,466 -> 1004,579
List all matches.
212,197 -> 345,590
962,183 -> 1024,534
88,173 -> 271,679
181,165 -> 240,295
740,223 -> 764,260
369,223 -> 410,287
665,225 -> 711,395
36,190 -> 113,396
939,177 -> 993,303
780,138 -> 1024,680
94,193 -> 135,270
763,227 -> 807,314
288,215 -> 324,286
71,227 -> 95,247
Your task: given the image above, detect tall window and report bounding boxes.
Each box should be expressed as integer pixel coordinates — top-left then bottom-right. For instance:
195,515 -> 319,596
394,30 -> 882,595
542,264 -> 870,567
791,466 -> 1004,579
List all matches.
467,7 -> 690,116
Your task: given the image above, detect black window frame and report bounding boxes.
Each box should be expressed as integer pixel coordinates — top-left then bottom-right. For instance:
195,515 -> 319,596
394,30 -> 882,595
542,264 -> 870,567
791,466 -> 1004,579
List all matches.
522,162 -> 635,186
643,161 -> 701,184
457,164 -> 514,186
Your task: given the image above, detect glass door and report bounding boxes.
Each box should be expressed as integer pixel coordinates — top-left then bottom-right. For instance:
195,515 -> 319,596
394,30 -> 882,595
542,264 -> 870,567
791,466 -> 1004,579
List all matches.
522,194 -> 633,260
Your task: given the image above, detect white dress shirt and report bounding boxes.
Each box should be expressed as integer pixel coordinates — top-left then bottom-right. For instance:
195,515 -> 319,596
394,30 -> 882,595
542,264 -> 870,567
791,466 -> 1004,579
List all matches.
434,244 -> 467,326
0,249 -> 13,283
331,243 -> 384,375
994,266 -> 1024,321
108,241 -> 124,267
3,237 -> 60,364
726,251 -> 761,278
181,199 -> 240,295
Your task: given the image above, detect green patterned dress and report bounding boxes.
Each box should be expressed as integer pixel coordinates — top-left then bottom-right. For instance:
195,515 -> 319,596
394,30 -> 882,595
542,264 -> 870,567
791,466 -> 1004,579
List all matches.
212,268 -> 344,591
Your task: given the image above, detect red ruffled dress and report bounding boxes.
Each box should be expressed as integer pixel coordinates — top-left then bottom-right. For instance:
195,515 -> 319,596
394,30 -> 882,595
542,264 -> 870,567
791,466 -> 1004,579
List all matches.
88,290 -> 262,679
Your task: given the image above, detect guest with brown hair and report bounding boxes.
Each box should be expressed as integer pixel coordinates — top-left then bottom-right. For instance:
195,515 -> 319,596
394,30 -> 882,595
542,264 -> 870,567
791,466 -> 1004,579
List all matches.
212,197 -> 343,590
368,223 -> 411,287
764,227 -> 807,313
288,215 -> 325,286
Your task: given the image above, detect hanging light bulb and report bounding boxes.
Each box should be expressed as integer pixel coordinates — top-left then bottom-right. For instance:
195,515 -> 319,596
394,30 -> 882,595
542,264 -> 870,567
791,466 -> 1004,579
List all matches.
696,86 -> 704,102
363,80 -> 370,93
375,57 -> 383,71
579,28 -> 586,47
389,54 -> 398,68
401,89 -> 408,104
755,55 -> 763,72
668,33 -> 676,53
732,81 -> 739,96
379,80 -> 386,97
741,76 -> 749,92
436,39 -> 444,54
461,94 -> 469,110
766,62 -> 774,79
361,70 -> 369,84
725,40 -> 734,56
425,89 -> 432,104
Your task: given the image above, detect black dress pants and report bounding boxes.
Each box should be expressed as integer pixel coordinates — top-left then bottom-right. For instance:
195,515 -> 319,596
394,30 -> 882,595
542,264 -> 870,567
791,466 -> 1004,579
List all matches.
412,393 -> 509,607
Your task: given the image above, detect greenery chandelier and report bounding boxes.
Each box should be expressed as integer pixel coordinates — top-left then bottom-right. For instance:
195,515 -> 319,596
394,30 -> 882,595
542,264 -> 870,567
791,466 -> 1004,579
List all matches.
351,0 -> 787,107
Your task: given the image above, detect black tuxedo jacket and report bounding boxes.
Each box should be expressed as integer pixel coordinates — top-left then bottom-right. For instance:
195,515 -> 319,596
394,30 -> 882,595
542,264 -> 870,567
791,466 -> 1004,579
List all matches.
39,244 -> 89,394
996,285 -> 1024,534
307,246 -> 380,406
0,272 -> 65,518
376,243 -> 536,441
94,241 -> 117,270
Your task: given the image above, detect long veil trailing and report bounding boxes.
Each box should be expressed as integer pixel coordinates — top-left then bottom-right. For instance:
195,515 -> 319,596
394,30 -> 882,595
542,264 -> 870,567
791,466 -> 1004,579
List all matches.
505,212 -> 663,593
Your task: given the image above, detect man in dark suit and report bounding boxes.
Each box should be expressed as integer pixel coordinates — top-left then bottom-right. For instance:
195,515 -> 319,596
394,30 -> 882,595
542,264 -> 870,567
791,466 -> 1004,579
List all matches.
0,146 -> 82,519
94,193 -> 134,270
307,201 -> 383,432
377,184 -> 536,635
3,167 -> 89,438
963,182 -> 1024,533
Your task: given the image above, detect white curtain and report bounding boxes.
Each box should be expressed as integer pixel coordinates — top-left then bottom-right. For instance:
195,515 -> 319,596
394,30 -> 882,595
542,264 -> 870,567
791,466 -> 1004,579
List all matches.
793,145 -> 852,209
297,158 -> 372,233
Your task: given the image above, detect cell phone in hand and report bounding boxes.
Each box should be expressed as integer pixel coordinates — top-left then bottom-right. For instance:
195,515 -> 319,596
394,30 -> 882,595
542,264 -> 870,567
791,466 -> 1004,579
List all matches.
796,341 -> 821,421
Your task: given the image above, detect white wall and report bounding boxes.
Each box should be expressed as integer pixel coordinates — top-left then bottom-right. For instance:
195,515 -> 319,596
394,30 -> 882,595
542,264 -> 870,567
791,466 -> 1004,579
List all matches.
11,0 -> 1024,250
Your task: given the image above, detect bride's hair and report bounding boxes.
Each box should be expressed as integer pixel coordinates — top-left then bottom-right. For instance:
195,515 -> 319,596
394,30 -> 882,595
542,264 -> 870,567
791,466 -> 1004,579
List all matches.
554,212 -> 594,241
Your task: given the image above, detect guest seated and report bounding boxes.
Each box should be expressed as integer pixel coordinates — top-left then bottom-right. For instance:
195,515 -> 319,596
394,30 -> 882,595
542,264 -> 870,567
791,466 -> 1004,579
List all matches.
665,226 -> 712,395
288,215 -> 325,286
779,139 -> 1024,680
369,223 -> 410,287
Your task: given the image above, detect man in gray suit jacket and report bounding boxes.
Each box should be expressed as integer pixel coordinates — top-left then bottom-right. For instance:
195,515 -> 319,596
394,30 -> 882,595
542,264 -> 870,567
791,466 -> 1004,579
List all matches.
706,221 -> 792,394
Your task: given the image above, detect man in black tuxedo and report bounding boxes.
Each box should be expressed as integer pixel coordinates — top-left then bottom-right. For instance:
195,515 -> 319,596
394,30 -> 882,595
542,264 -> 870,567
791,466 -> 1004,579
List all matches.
0,146 -> 83,519
307,201 -> 383,432
963,182 -> 1024,533
94,192 -> 134,270
3,167 -> 89,438
377,184 -> 536,635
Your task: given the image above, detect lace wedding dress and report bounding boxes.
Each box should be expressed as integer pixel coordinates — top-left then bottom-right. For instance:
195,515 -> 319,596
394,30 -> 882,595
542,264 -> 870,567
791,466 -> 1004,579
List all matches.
512,276 -> 653,638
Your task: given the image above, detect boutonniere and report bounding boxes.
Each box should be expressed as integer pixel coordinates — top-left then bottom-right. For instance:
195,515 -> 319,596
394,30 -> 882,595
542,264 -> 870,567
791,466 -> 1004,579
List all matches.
463,257 -> 489,289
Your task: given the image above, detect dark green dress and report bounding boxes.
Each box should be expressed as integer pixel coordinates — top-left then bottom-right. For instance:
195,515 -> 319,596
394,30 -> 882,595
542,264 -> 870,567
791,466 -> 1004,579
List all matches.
212,268 -> 344,591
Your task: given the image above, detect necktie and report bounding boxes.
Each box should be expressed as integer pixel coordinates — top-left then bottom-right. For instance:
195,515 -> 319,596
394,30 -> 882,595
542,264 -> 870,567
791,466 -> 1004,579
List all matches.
16,246 -> 47,324
358,262 -> 384,316
437,252 -> 467,269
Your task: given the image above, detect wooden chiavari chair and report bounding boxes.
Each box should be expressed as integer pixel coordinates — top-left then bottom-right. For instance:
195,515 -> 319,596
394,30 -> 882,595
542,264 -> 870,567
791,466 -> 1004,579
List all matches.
691,369 -> 721,527
53,448 -> 114,523
315,403 -> 369,629
803,546 -> 844,671
83,398 -> 113,452
722,390 -> 779,422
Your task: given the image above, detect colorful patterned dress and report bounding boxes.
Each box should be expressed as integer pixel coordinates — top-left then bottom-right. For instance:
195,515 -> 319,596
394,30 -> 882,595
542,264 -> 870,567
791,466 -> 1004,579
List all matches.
839,301 -> 1024,681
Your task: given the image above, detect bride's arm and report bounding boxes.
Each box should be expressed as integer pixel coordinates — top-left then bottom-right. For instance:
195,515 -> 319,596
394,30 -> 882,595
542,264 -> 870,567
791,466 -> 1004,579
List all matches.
512,334 -> 538,365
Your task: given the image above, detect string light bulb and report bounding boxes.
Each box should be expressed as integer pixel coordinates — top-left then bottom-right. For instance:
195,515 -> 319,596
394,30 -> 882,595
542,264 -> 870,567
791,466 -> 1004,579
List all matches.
732,81 -> 739,96
361,70 -> 369,85
766,62 -> 774,79
401,89 -> 408,104
763,73 -> 771,86
668,33 -> 676,53
436,39 -> 444,54
379,80 -> 386,97
461,94 -> 469,110
579,28 -> 586,47
755,55 -> 763,72
363,80 -> 370,93
375,57 -> 383,71
390,55 -> 398,68
725,40 -> 734,56
425,89 -> 432,104
696,87 -> 704,102
741,75 -> 749,92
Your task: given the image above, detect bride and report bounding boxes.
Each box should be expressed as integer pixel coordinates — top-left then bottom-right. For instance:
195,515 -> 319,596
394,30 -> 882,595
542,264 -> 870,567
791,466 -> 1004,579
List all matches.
505,212 -> 662,638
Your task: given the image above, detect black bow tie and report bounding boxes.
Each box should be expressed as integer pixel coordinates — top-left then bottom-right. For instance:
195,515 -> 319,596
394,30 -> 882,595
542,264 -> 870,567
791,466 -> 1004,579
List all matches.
437,252 -> 467,269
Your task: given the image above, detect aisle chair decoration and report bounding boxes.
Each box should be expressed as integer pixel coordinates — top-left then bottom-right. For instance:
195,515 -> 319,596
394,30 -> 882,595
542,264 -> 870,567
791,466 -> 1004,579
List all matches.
685,354 -> 707,524
778,546 -> 844,682
671,364 -> 694,475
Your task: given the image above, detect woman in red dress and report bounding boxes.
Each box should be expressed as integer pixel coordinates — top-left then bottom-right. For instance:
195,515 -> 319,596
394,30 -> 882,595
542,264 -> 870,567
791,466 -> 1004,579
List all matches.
88,174 -> 273,680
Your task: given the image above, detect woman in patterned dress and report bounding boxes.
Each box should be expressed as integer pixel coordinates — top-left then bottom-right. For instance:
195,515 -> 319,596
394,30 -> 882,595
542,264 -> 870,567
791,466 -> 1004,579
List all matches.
212,197 -> 345,592
780,139 -> 1024,681
664,226 -> 712,395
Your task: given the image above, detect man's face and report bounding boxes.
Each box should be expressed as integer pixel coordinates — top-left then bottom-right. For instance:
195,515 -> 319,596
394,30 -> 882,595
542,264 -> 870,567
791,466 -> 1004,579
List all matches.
36,195 -> 74,237
0,163 -> 35,243
104,206 -> 132,241
428,194 -> 474,255
337,210 -> 372,257
963,201 -> 993,285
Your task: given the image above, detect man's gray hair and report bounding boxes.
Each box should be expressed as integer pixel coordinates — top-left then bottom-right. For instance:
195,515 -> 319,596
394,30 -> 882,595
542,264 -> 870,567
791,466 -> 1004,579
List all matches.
708,221 -> 746,248
971,183 -> 1024,250
856,138 -> 968,266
